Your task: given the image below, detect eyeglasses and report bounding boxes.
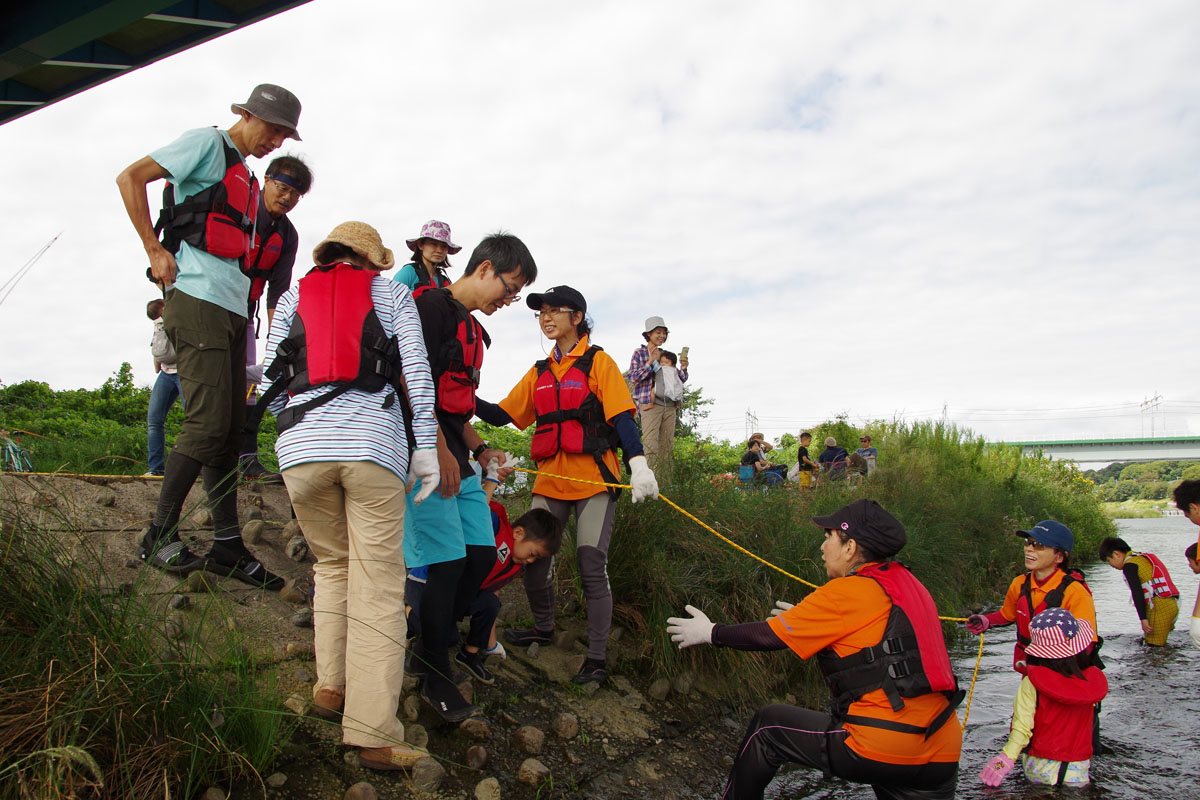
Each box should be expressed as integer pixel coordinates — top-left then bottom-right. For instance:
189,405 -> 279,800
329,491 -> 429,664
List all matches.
497,273 -> 521,302
534,307 -> 573,319
1023,540 -> 1052,551
268,178 -> 303,202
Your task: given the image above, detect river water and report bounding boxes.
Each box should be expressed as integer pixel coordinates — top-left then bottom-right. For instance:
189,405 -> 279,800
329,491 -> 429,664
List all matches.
766,517 -> 1200,799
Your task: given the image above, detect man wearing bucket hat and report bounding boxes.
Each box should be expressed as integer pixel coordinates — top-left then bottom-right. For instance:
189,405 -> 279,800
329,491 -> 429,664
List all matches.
628,316 -> 688,471
965,520 -> 1097,673
666,499 -> 963,799
117,83 -> 302,588
261,220 -> 441,771
980,607 -> 1107,788
393,220 -> 462,297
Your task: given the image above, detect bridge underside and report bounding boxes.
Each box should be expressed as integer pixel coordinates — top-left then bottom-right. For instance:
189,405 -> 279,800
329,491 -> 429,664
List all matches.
1,0 -> 311,128
1018,438 -> 1200,464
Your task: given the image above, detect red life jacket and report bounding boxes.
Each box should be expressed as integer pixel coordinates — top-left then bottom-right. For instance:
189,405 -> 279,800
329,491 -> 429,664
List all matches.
410,262 -> 451,299
1130,552 -> 1180,601
1026,665 -> 1108,763
260,263 -> 411,437
244,218 -> 285,302
155,129 -> 259,264
480,501 -> 521,592
817,561 -> 963,737
1015,569 -> 1093,671
530,346 -> 619,461
429,291 -> 490,416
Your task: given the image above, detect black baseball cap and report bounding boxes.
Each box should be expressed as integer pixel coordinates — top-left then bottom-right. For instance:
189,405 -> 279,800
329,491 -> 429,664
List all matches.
526,285 -> 586,313
811,499 -> 907,559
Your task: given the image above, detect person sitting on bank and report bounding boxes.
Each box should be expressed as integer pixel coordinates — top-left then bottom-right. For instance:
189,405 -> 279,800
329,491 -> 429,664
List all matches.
818,436 -> 849,480
1099,536 -> 1180,646
855,435 -> 878,475
666,499 -> 963,800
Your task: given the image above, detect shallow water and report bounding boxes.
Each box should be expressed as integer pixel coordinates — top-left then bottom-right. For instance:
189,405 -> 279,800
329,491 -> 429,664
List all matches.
767,517 -> 1200,799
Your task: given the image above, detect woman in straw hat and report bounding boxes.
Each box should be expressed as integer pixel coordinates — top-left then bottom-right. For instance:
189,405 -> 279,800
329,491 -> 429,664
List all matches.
261,221 -> 441,771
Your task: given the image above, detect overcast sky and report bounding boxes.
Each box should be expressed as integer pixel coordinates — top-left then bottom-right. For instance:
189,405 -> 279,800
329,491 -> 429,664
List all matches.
1,1 -> 1197,448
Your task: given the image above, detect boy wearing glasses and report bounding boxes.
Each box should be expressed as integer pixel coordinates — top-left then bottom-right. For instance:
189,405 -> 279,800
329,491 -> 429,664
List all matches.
965,520 -> 1097,672
117,84 -> 302,590
240,155 -> 313,482
404,233 -> 538,722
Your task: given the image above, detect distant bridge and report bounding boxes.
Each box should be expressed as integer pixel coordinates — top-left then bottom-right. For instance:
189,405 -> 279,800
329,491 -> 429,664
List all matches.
1010,436 -> 1200,464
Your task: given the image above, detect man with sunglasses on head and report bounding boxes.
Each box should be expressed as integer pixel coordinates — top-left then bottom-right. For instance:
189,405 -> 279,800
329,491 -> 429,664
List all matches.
117,83 -> 302,590
403,232 -> 537,722
239,155 -> 313,482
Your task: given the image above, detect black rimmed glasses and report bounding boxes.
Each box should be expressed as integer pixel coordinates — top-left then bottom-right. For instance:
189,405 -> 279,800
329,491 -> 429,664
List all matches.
497,272 -> 521,302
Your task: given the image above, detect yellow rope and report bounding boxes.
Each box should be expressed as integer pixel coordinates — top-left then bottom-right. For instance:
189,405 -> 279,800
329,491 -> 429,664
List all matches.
513,465 -> 985,724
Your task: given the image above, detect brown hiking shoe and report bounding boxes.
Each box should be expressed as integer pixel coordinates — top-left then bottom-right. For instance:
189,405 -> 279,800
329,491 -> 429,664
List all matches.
311,687 -> 344,720
358,743 -> 429,771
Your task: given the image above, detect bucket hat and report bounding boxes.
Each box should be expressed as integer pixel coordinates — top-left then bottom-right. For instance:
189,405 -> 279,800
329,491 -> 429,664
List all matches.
811,499 -> 907,560
405,220 -> 461,254
526,285 -> 586,313
1016,520 -> 1073,552
1025,607 -> 1094,659
231,84 -> 302,139
643,316 -> 668,335
313,222 -> 395,271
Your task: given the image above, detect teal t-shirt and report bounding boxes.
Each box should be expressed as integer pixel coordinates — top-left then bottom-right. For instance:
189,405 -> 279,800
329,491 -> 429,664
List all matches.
392,262 -> 422,291
149,127 -> 253,317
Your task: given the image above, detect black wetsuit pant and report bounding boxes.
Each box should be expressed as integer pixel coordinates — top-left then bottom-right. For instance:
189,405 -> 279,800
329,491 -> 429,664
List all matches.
722,705 -> 958,800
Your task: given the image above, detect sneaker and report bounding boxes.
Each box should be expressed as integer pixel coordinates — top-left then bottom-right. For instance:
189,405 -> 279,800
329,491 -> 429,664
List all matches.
141,471 -> 164,478
358,743 -> 429,771
455,649 -> 496,685
137,531 -> 206,575
503,626 -> 554,647
204,549 -> 285,591
420,676 -> 480,723
311,687 -> 344,721
483,641 -> 507,660
238,455 -> 284,485
572,658 -> 608,686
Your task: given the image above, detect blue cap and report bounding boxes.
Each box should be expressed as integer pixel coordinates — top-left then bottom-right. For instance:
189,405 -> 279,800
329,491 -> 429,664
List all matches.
1016,520 -> 1073,552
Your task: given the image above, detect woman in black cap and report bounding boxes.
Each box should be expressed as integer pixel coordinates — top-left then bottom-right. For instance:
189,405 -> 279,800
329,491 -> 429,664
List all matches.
475,285 -> 659,685
666,499 -> 963,800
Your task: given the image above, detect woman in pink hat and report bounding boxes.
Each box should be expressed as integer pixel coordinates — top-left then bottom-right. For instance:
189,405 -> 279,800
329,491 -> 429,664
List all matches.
393,219 -> 462,297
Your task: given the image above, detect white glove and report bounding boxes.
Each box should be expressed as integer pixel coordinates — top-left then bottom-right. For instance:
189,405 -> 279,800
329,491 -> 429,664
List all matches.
628,455 -> 659,503
406,448 -> 441,505
486,451 -> 521,482
665,604 -> 714,649
769,600 -> 794,618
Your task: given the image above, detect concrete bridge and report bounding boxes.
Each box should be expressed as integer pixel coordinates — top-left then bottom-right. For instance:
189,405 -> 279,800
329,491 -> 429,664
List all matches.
1010,436 -> 1200,464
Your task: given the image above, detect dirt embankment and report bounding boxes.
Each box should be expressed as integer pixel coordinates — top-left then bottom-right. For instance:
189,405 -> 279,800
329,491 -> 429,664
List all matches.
1,474 -> 744,800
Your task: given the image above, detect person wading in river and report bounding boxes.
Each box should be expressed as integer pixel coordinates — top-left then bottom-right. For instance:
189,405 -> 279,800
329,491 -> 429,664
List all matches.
1099,536 -> 1180,646
667,499 -> 963,800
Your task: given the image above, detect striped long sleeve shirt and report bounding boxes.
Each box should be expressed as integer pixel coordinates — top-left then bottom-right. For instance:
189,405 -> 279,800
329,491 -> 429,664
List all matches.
263,273 -> 438,480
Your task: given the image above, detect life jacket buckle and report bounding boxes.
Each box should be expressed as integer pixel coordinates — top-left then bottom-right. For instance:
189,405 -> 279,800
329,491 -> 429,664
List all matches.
887,661 -> 912,680
880,637 -> 906,656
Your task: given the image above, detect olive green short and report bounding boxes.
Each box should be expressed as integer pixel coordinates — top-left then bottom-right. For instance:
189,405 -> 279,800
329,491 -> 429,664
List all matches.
163,289 -> 247,467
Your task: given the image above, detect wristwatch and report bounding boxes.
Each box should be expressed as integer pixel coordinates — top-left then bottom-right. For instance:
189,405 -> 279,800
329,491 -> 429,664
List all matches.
471,443 -> 488,461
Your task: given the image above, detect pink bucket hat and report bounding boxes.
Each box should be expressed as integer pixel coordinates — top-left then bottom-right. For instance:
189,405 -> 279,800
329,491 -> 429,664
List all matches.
406,220 -> 461,254
1025,607 -> 1094,659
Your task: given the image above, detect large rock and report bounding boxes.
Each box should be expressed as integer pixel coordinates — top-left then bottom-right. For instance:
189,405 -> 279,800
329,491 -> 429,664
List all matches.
411,757 -> 446,793
474,777 -> 501,800
241,519 -> 265,545
517,758 -> 550,786
405,724 -> 429,749
402,694 -> 421,722
265,773 -> 287,788
283,694 -> 308,715
285,536 -> 309,562
278,578 -> 308,606
459,716 -> 491,740
514,725 -> 544,754
671,670 -> 695,697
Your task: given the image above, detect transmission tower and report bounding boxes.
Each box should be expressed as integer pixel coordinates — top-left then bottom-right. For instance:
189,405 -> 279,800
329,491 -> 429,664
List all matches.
1141,392 -> 1163,437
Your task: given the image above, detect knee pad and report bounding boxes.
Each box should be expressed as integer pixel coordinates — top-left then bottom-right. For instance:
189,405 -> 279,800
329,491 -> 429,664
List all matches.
577,546 -> 611,597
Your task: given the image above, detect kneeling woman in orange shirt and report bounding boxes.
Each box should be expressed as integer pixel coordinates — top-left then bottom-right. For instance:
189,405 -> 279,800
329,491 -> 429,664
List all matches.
667,499 -> 963,800
475,285 -> 659,686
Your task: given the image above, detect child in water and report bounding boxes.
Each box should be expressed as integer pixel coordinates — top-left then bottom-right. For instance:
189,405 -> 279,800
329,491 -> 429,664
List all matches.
980,607 -> 1108,788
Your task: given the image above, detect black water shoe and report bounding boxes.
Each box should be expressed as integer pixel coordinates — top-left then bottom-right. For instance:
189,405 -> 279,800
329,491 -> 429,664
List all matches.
503,626 -> 554,647
137,529 -> 205,575
205,548 -> 285,591
420,675 -> 479,723
572,658 -> 609,686
455,648 -> 496,685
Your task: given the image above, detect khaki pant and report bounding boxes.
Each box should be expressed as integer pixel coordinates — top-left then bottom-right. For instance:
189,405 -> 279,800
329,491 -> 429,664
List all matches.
283,460 -> 408,748
163,288 -> 246,467
640,403 -> 678,472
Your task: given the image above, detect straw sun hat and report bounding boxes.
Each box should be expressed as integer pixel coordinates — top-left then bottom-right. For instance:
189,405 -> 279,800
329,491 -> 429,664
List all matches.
313,221 -> 396,270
